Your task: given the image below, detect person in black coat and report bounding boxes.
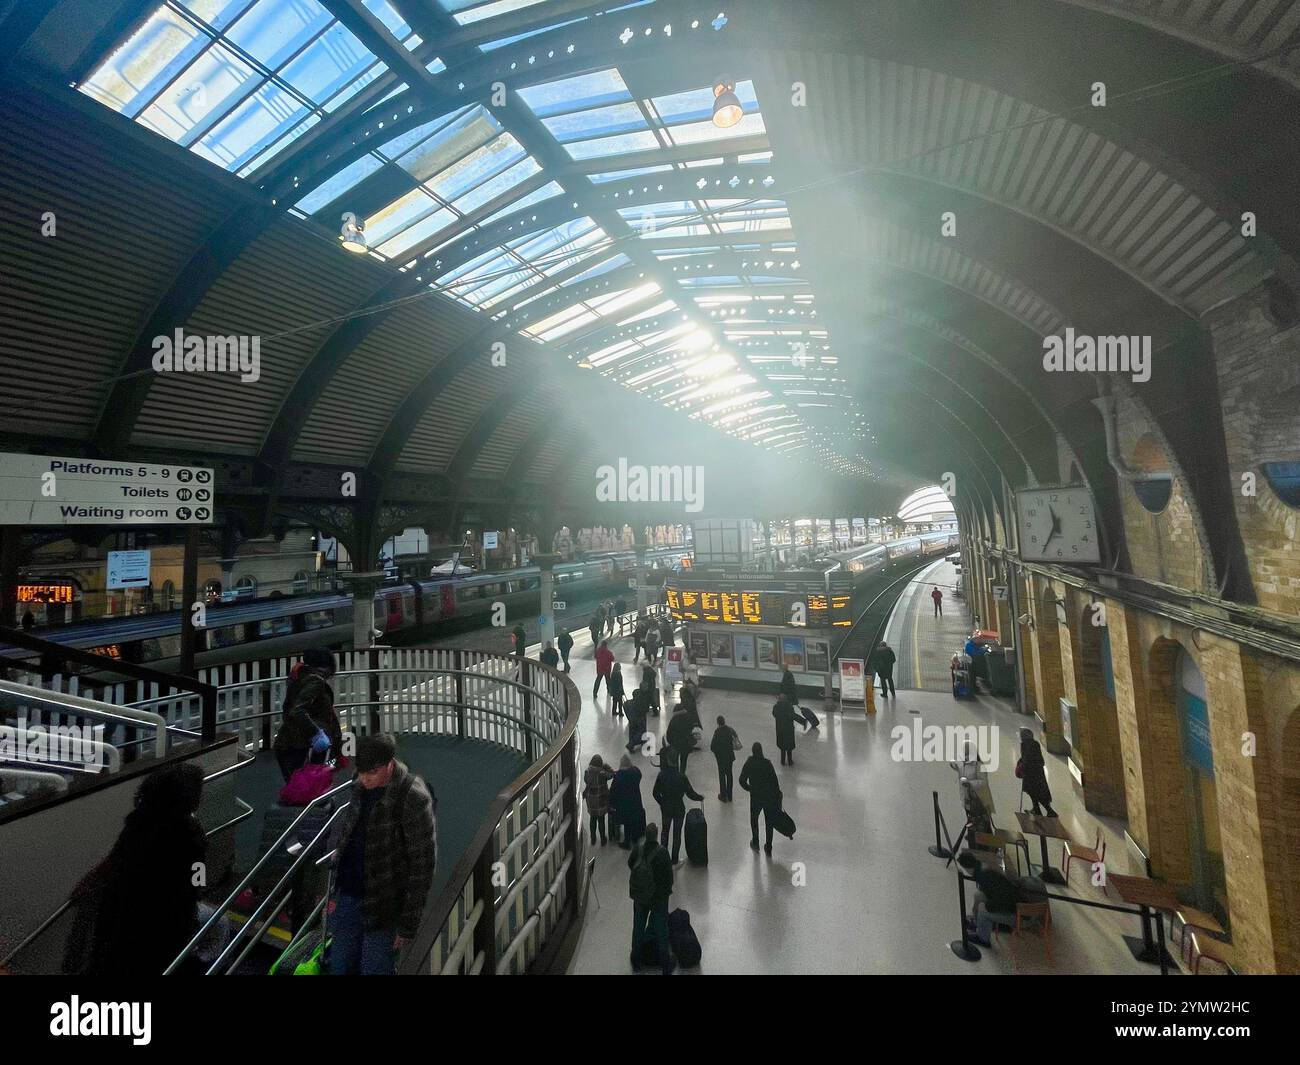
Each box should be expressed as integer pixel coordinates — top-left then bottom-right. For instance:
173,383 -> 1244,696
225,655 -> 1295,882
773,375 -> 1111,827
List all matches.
539,641 -> 559,669
609,661 -> 626,717
651,749 -> 704,863
609,755 -> 645,848
82,762 -> 208,976
557,629 -> 574,672
627,686 -> 650,751
1018,728 -> 1057,816
639,662 -> 660,715
739,742 -> 781,854
870,641 -> 897,697
710,714 -> 739,801
772,694 -> 800,765
664,704 -> 699,771
512,621 -> 527,657
779,668 -> 799,705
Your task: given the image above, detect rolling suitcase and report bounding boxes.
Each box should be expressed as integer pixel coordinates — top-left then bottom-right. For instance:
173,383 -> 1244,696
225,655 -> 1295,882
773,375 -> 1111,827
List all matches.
667,908 -> 702,967
799,706 -> 820,729
684,806 -> 708,865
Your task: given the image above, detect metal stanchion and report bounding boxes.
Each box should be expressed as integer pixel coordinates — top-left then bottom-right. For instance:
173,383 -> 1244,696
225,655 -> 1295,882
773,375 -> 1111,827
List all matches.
950,872 -> 981,961
928,790 -> 952,858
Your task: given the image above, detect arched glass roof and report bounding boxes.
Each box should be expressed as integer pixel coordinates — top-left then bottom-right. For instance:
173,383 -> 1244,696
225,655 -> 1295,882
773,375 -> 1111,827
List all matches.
897,485 -> 957,524
75,0 -> 872,476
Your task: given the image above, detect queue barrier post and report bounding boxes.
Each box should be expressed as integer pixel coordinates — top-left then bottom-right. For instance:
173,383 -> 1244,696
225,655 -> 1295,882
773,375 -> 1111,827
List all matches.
928,790 -> 953,859
951,872 -> 981,961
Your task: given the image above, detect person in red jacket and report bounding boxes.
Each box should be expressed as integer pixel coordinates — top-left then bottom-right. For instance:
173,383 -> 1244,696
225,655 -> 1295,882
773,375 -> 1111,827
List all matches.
593,639 -> 615,701
931,585 -> 944,617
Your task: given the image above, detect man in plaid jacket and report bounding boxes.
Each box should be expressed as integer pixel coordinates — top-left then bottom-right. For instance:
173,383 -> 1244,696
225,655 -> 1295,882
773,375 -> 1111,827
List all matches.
329,734 -> 437,974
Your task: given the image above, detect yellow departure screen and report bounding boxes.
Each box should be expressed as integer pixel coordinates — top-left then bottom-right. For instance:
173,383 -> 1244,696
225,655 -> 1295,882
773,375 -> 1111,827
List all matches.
666,587 -> 680,612
741,592 -> 762,624
700,591 -> 721,621
832,595 -> 853,626
720,591 -> 741,623
677,589 -> 700,620
667,584 -> 852,628
17,583 -> 75,604
807,593 -> 829,626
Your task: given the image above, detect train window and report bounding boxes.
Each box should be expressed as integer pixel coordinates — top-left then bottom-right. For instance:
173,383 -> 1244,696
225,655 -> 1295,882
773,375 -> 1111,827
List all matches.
235,576 -> 257,599
258,616 -> 294,637
304,609 -> 336,631
211,625 -> 247,648
139,638 -> 163,662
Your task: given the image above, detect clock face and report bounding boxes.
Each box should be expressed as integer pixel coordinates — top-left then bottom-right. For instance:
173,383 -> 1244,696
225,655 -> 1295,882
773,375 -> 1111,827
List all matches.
1015,486 -> 1101,564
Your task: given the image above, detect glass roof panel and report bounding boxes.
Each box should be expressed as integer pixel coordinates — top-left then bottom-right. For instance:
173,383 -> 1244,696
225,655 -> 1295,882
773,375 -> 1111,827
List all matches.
516,69 -> 631,117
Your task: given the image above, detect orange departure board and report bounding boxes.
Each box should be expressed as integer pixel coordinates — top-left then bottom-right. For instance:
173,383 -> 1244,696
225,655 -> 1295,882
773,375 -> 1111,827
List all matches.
17,583 -> 75,604
665,583 -> 853,628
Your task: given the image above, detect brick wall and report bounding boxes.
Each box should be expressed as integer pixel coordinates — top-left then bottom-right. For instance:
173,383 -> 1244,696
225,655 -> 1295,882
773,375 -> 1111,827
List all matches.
1204,283 -> 1300,618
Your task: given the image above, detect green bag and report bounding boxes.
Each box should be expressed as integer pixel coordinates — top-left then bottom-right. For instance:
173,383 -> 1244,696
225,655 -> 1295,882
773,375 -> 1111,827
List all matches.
269,931 -> 330,975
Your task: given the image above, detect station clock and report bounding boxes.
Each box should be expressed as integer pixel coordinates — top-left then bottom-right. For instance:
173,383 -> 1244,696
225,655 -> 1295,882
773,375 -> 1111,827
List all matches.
1014,486 -> 1101,564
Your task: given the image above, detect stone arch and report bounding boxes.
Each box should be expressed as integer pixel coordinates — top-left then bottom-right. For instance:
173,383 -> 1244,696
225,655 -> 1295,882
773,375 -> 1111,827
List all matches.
1064,593 -> 1128,818
1142,637 -> 1197,886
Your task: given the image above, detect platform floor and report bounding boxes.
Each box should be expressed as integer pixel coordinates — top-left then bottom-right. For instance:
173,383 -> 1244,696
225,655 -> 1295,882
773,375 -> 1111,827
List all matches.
551,620 -> 1163,975
887,559 -> 974,691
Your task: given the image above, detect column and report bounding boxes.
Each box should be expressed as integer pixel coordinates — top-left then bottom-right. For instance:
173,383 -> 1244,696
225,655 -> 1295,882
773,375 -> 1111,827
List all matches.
345,571 -> 385,650
535,554 -> 559,646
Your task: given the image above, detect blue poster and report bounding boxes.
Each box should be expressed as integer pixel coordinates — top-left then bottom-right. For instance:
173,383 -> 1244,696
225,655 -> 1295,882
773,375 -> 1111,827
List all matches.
1180,692 -> 1214,775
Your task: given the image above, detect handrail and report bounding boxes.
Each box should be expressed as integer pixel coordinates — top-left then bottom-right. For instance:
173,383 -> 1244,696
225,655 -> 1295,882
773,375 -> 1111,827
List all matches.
0,626 -> 218,741
0,679 -> 168,759
400,656 -> 582,975
165,777 -> 355,974
0,766 -> 71,794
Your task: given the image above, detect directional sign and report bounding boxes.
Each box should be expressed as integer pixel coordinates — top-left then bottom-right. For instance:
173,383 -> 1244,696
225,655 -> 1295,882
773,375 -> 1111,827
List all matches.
0,454 -> 214,525
107,550 -> 152,589
483,530 -> 499,549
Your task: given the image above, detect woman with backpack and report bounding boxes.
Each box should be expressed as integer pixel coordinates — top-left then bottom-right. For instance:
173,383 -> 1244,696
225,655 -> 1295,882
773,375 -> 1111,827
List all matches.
273,648 -> 343,783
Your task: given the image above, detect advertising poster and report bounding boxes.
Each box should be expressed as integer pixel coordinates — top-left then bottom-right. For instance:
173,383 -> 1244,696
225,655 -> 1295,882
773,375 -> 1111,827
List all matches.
689,629 -> 709,662
840,659 -> 866,702
665,646 -> 683,684
805,638 -> 830,674
733,632 -> 755,667
757,635 -> 781,670
781,636 -> 805,671
709,631 -> 733,665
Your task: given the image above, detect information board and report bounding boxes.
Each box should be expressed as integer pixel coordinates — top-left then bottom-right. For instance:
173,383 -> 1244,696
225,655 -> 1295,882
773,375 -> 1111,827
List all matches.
17,582 -> 75,604
664,584 -> 852,628
840,659 -> 867,702
483,530 -> 498,549
0,454 -> 214,525
107,550 -> 152,589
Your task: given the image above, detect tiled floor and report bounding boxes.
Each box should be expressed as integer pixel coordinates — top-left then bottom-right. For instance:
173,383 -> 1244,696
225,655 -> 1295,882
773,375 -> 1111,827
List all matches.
551,618 -> 1167,975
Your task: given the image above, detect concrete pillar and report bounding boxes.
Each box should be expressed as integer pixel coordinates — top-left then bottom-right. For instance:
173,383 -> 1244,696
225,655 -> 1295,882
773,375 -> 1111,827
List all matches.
345,571 -> 385,650
536,554 -> 559,646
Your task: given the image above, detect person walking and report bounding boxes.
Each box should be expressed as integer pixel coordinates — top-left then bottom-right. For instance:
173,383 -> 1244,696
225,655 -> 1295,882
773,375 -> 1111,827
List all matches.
665,702 -> 699,772
511,621 -> 527,658
931,585 -> 944,617
643,624 -> 661,667
327,734 -> 437,976
557,628 -> 574,672
609,661 -> 626,717
1018,727 -> 1057,816
633,613 -> 649,663
273,648 -> 342,784
628,824 -> 674,975
614,596 -> 628,635
609,753 -> 645,848
80,762 -> 208,976
583,755 -> 616,845
657,613 -> 674,651
871,640 -> 897,698
739,742 -> 781,854
639,661 -> 660,715
652,749 -> 704,864
710,715 -> 739,801
772,694 -> 800,766
593,639 -> 615,700
540,640 -> 559,670
588,608 -> 603,650
606,601 -> 617,637
779,667 -> 799,707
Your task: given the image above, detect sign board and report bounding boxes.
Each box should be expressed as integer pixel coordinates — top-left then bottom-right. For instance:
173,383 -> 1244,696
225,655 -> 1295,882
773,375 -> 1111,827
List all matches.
17,582 -> 75,604
0,454 -> 214,525
1059,697 -> 1076,749
628,578 -> 637,589
839,658 -> 867,703
664,646 -> 683,684
992,585 -> 1008,601
483,530 -> 498,550
107,550 -> 151,589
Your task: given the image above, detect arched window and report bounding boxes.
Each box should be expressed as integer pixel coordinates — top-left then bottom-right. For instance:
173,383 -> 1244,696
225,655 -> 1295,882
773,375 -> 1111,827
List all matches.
1261,462 -> 1300,508
161,580 -> 175,610
292,570 -> 309,594
235,575 -> 257,599
1176,649 -> 1226,920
